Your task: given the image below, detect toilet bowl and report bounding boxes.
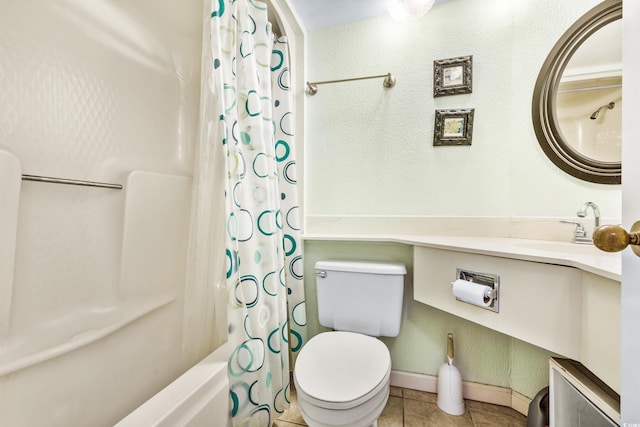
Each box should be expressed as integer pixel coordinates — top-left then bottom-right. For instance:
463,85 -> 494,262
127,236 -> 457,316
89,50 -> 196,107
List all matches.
294,331 -> 391,427
293,260 -> 406,427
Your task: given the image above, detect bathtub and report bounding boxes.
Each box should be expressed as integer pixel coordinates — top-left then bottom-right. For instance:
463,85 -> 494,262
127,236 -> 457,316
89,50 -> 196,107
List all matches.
115,343 -> 232,427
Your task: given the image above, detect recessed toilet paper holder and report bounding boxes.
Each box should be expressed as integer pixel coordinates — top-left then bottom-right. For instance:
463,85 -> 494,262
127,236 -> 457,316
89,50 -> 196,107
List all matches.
452,268 -> 500,313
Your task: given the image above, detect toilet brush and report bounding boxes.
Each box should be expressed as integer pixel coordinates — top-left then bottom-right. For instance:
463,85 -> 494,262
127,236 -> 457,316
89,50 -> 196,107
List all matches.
437,333 -> 465,415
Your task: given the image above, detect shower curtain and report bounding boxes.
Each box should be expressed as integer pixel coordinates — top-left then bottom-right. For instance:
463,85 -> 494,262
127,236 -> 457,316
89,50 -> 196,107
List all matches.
210,0 -> 306,425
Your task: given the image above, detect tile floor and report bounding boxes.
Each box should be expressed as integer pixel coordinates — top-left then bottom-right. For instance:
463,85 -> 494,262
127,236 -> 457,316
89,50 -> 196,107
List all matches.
273,386 -> 527,427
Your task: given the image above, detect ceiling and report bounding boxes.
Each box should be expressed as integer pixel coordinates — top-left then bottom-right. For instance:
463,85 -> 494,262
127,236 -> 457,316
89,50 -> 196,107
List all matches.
287,0 -> 454,31
287,0 -> 390,30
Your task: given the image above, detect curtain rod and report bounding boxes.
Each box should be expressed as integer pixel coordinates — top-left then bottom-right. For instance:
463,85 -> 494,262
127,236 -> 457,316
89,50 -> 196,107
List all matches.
306,73 -> 396,96
558,83 -> 622,94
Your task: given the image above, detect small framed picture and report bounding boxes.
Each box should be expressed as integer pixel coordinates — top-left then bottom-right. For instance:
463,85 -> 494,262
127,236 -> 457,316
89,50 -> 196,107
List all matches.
434,56 -> 473,97
433,108 -> 475,146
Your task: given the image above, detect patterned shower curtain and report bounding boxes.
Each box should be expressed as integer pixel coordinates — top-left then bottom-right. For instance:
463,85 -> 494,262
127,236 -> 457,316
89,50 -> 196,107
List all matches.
210,0 -> 306,425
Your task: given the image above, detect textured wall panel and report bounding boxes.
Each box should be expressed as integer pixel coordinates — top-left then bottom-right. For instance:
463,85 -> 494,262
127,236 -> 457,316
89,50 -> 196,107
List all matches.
0,0 -> 203,425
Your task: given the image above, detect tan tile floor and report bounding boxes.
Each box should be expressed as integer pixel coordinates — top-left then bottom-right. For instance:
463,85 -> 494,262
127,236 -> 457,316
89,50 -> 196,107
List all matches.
273,386 -> 527,427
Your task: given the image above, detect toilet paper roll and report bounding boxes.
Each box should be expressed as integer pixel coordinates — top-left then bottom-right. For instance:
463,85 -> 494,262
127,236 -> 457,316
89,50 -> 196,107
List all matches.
451,279 -> 494,307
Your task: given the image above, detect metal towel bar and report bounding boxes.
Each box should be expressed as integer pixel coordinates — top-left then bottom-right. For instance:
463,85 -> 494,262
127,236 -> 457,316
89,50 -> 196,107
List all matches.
306,72 -> 396,96
21,174 -> 123,190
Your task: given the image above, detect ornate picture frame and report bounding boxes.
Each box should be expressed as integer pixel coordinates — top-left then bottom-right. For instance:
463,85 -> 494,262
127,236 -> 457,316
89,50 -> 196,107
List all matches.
433,108 -> 475,146
433,55 -> 473,97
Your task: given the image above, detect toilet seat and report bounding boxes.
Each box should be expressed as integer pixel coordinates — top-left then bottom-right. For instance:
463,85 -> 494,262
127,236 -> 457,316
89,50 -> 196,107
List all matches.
294,331 -> 391,410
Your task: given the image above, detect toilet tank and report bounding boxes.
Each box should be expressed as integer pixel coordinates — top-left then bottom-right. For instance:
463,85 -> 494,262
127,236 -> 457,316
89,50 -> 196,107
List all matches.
314,260 -> 406,337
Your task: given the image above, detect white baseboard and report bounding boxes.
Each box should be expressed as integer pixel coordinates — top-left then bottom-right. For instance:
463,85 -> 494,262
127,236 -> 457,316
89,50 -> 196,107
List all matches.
390,370 -> 532,416
390,370 -> 438,393
511,390 -> 532,416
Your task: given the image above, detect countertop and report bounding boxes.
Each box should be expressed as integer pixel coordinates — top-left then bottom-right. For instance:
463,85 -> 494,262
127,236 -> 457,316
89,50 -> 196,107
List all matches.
303,234 -> 621,282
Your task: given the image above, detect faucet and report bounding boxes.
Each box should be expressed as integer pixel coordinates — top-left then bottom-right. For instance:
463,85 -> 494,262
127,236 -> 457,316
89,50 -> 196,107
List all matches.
577,201 -> 600,228
560,220 -> 590,244
560,202 -> 600,244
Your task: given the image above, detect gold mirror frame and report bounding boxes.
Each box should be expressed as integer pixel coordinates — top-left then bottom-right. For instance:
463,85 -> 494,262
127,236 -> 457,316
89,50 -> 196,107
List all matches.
532,0 -> 622,185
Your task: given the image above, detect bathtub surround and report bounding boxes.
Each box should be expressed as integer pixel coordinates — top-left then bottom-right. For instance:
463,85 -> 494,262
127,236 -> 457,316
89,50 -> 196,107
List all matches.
0,1 -> 206,426
210,0 -> 307,424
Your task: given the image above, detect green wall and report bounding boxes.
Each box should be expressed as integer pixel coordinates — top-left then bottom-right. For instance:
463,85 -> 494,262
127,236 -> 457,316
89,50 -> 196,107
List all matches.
304,0 -> 620,219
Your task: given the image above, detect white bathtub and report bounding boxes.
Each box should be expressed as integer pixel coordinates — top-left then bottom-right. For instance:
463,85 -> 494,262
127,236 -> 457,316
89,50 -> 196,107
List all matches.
116,343 -> 232,427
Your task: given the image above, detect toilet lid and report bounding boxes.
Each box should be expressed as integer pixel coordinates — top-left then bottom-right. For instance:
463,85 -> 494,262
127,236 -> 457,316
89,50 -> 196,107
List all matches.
294,331 -> 391,407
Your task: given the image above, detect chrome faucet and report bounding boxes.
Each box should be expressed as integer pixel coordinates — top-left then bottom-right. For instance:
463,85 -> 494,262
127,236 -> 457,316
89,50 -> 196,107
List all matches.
561,202 -> 600,244
559,202 -> 601,244
560,220 -> 589,243
577,202 -> 600,228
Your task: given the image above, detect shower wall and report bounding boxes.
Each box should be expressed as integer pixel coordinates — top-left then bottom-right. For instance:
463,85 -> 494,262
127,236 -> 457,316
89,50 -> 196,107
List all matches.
557,80 -> 622,163
0,1 -> 206,426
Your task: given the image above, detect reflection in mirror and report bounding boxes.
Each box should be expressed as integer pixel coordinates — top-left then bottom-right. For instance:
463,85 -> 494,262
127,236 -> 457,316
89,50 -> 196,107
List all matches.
556,19 -> 622,163
532,0 -> 622,184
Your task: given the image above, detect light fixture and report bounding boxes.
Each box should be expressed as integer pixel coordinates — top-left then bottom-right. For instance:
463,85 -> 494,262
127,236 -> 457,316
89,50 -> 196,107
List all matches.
386,0 -> 435,21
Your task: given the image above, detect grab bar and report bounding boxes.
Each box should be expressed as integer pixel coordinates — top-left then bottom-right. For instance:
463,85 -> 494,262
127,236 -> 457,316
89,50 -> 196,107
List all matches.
21,174 -> 123,190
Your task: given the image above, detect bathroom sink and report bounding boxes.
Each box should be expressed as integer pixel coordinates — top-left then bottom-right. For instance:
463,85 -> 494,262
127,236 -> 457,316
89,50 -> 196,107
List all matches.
515,241 -> 611,256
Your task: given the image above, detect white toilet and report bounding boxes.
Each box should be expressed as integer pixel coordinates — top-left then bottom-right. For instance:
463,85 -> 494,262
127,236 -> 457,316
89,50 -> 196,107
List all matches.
293,260 -> 406,427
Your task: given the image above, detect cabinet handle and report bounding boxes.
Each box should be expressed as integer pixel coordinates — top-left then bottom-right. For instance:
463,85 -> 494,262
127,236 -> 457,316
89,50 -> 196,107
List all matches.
593,221 -> 640,257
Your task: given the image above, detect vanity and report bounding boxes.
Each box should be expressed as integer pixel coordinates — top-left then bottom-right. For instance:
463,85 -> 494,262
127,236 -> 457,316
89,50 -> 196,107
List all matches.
410,236 -> 620,394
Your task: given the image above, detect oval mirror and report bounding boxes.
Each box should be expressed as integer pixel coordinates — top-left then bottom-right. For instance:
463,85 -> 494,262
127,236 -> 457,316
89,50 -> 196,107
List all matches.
532,0 -> 622,184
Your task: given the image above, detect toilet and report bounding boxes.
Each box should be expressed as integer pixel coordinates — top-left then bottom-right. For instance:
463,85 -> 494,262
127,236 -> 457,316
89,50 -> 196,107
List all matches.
293,260 -> 406,427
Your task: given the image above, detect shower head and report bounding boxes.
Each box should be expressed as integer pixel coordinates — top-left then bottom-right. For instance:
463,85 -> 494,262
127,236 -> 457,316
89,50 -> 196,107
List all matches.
590,102 -> 615,120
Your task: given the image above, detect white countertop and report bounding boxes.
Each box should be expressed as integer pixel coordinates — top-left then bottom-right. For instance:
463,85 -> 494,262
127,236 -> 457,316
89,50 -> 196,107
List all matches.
303,234 -> 621,282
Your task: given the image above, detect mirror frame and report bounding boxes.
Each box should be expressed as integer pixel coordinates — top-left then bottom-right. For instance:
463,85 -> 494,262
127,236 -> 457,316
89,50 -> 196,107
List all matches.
532,0 -> 622,185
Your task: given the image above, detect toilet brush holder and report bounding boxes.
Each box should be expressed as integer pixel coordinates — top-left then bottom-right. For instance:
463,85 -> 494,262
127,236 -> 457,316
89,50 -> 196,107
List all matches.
437,333 -> 465,415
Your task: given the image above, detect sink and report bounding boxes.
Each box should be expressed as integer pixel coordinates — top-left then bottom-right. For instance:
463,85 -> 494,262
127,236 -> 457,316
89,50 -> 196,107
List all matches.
515,241 -> 614,256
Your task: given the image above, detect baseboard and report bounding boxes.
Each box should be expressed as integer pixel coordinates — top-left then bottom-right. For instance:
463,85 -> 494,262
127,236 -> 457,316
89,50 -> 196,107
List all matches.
390,370 -> 531,416
390,370 -> 438,393
511,390 -> 532,416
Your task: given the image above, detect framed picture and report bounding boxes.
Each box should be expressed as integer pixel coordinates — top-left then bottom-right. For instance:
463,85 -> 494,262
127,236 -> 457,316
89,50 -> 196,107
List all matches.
433,56 -> 473,97
433,108 -> 475,146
